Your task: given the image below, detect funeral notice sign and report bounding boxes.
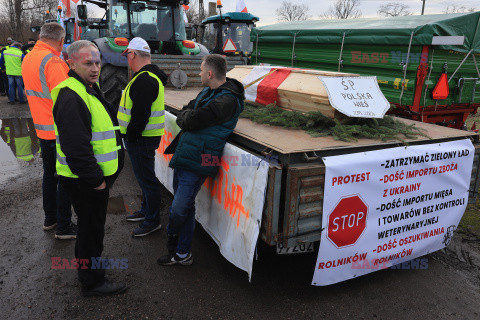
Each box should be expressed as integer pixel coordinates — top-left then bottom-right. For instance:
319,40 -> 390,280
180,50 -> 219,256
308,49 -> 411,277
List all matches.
319,76 -> 390,118
312,139 -> 474,286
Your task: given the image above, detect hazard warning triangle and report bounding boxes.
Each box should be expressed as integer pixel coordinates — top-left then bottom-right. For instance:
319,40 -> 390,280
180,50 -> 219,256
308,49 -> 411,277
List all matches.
432,73 -> 450,100
223,38 -> 237,53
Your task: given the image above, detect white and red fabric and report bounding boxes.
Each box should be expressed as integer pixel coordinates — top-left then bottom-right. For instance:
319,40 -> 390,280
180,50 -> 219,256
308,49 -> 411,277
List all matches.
241,66 -> 292,106
182,4 -> 189,23
236,0 -> 248,13
73,5 -> 82,41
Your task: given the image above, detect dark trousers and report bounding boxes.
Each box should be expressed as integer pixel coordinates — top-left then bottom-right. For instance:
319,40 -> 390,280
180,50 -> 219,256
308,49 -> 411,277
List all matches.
61,180 -> 109,288
124,137 -> 162,227
0,70 -> 5,93
0,70 -> 8,94
39,138 -> 72,230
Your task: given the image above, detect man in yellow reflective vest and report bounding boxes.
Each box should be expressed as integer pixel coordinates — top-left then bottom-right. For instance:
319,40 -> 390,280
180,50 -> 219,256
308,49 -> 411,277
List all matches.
0,41 -> 25,104
118,37 -> 168,237
52,40 -> 126,297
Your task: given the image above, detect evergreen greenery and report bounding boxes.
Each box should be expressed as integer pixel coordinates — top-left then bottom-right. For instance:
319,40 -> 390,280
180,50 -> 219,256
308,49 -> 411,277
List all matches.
241,103 -> 429,142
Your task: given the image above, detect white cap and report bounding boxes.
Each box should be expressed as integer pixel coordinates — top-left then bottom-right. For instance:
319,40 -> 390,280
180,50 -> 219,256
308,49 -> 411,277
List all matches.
121,37 -> 150,56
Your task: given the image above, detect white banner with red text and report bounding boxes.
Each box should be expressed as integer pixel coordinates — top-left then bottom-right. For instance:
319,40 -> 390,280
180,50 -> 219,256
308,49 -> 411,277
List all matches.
312,139 -> 474,286
155,112 -> 269,280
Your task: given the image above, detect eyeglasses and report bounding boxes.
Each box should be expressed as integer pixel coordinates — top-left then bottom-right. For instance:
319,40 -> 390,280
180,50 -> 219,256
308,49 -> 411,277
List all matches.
127,51 -> 136,56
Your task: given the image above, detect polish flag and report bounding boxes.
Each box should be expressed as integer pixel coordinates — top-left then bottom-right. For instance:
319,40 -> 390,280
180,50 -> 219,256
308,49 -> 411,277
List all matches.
241,66 -> 292,106
236,0 -> 248,13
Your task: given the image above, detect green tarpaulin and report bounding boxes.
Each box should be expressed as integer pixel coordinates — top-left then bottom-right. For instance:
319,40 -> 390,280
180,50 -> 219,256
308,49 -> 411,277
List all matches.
251,12 -> 480,53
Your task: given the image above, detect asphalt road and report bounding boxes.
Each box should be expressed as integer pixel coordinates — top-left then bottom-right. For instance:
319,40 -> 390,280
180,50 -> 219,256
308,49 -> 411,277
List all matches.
0,101 -> 479,320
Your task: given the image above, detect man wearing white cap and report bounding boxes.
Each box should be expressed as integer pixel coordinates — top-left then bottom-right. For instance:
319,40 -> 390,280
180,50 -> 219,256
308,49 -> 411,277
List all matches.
117,37 -> 168,237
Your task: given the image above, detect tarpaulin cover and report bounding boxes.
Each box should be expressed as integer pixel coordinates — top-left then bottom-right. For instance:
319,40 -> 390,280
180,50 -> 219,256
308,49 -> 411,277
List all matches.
251,12 -> 480,53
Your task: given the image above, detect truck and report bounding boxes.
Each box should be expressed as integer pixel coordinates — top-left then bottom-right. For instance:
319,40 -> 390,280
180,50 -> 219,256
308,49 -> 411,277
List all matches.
250,12 -> 480,129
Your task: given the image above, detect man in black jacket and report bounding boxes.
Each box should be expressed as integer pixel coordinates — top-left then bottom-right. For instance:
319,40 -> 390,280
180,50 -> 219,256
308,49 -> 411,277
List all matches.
22,38 -> 36,54
117,37 -> 168,237
157,54 -> 245,266
53,40 -> 126,296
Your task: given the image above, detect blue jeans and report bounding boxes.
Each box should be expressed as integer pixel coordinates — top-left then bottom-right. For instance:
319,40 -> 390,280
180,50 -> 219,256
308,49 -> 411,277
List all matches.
39,139 -> 72,230
8,75 -> 24,103
167,168 -> 207,254
125,137 -> 162,227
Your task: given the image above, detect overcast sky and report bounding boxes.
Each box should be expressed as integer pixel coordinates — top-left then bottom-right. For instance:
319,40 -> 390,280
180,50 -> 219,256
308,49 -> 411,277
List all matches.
216,0 -> 479,26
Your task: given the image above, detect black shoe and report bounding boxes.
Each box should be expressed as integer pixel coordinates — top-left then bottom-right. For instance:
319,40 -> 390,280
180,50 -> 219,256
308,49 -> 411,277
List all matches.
157,253 -> 193,266
0,92 -> 6,96
7,101 -> 14,105
131,222 -> 161,237
167,234 -> 179,255
81,280 -> 127,297
55,222 -> 77,240
43,219 -> 57,231
126,211 -> 145,222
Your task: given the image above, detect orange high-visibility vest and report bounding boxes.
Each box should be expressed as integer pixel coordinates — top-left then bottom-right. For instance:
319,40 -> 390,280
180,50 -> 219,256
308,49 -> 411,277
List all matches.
22,41 -> 69,140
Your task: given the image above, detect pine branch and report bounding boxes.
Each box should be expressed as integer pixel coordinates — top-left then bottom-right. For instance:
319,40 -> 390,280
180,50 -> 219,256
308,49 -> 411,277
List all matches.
241,103 -> 428,143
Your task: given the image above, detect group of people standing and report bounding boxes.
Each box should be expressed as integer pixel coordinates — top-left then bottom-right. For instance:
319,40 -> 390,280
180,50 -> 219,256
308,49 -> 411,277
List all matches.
0,37 -> 36,104
22,22 -> 245,297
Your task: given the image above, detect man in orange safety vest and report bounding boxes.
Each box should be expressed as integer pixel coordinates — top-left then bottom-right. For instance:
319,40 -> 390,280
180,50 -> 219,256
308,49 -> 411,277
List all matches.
22,22 -> 75,239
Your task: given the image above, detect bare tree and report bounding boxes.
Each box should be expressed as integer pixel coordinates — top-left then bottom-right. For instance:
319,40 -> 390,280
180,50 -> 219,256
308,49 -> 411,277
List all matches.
322,0 -> 362,19
184,1 -> 205,25
0,0 -> 58,42
275,1 -> 309,22
443,4 -> 476,14
378,2 -> 412,17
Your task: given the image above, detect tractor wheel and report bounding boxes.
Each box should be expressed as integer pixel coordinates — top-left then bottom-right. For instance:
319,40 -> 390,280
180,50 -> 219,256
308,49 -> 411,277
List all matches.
99,64 -> 128,109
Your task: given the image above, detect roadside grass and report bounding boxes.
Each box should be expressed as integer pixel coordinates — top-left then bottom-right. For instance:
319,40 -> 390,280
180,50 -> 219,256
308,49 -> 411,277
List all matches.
460,198 -> 480,236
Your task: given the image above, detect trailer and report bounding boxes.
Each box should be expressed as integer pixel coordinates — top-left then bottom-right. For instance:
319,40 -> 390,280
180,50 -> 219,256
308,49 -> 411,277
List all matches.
250,12 -> 480,129
159,86 -> 480,284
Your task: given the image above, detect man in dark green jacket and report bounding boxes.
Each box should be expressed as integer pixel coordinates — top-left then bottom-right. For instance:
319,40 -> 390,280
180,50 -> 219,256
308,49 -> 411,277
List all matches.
157,54 -> 244,266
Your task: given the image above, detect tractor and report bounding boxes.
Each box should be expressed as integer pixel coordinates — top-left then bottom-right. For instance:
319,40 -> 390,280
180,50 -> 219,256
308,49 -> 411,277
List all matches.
201,12 -> 258,58
76,0 -> 211,106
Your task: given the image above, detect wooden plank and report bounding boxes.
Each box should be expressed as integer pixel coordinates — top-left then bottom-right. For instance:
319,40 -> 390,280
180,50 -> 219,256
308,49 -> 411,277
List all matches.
276,92 -> 335,117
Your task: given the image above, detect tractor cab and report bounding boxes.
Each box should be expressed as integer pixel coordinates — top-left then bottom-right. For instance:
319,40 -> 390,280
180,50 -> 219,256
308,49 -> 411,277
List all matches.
201,12 -> 258,56
107,0 -> 189,53
77,0 -> 198,55
75,0 -> 209,106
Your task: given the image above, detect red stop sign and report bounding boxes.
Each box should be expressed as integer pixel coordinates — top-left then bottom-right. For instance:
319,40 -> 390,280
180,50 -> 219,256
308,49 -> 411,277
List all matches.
327,195 -> 368,248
